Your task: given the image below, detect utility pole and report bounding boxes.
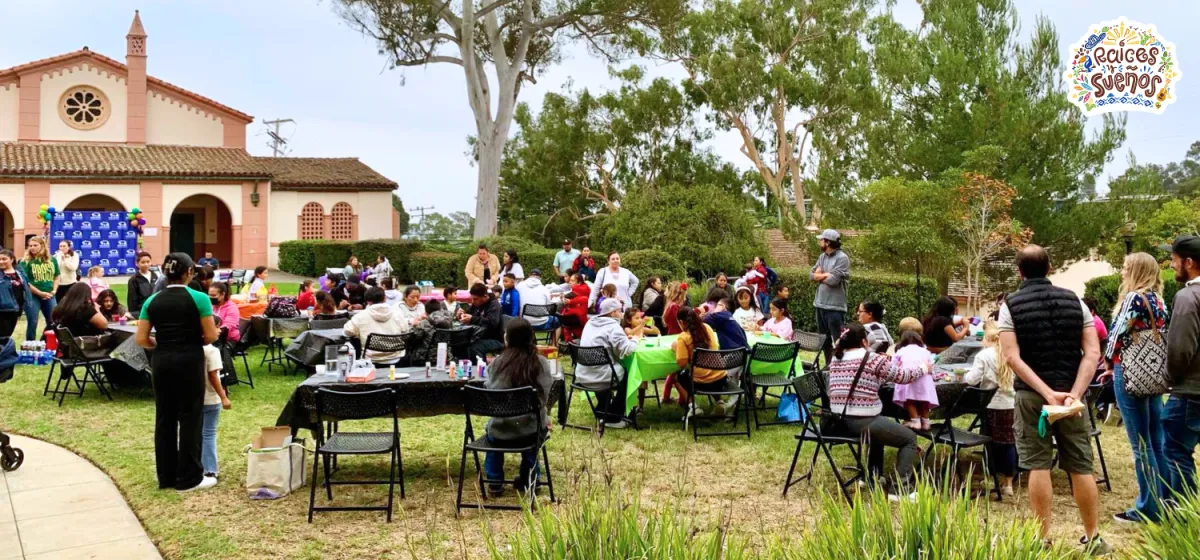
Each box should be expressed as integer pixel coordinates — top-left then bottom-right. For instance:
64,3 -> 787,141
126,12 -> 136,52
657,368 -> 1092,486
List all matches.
409,206 -> 434,239
262,118 -> 295,157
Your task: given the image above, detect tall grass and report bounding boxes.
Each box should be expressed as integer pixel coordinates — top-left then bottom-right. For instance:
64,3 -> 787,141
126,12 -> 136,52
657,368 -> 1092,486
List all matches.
1125,490 -> 1200,559
488,479 -> 1079,560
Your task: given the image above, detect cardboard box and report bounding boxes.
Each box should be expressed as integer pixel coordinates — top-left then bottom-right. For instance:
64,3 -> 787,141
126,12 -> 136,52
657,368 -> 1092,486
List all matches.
252,426 -> 292,450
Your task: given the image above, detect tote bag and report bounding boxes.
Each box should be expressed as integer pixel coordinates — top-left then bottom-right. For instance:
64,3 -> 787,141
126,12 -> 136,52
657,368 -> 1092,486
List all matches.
1121,293 -> 1171,397
245,441 -> 308,500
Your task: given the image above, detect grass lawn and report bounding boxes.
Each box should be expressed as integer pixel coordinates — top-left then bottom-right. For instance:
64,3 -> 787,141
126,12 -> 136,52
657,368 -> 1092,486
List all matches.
0,284 -> 1175,558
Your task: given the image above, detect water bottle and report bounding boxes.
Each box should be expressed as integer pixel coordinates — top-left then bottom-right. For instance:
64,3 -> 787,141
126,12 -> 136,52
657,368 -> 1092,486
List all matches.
336,344 -> 352,381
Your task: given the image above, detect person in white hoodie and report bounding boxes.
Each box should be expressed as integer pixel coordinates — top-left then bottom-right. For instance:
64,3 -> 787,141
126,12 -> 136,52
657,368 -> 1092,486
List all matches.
343,287 -> 410,365
516,269 -> 559,330
575,298 -> 638,429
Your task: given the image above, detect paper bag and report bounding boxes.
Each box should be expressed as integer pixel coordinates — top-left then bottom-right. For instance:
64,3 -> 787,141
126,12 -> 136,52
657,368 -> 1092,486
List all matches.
1037,400 -> 1086,437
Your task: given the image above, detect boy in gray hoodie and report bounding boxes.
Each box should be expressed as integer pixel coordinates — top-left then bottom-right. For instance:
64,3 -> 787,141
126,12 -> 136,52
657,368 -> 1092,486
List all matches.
575,299 -> 638,428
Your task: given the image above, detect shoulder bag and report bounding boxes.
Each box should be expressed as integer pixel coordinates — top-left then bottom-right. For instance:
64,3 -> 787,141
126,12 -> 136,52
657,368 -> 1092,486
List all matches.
1121,293 -> 1171,397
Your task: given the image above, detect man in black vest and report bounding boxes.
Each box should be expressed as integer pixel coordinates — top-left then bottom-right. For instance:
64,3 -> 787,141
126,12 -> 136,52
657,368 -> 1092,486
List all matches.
998,245 -> 1109,555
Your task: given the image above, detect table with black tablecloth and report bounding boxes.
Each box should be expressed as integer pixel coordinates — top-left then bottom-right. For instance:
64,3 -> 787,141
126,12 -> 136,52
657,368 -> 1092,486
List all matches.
937,338 -> 984,365
276,367 -> 567,435
108,324 -> 151,373
284,329 -> 349,368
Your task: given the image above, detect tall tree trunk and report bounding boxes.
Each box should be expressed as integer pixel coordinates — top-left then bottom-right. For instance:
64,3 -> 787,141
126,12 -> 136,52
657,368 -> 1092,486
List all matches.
473,135 -> 504,238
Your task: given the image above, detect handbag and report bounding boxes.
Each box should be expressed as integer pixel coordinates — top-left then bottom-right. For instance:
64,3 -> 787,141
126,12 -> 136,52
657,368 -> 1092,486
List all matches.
776,392 -> 803,422
1121,293 -> 1170,397
265,296 -> 299,319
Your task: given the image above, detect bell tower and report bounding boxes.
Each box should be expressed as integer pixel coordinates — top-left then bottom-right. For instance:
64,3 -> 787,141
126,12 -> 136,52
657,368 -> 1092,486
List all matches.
126,10 -> 147,145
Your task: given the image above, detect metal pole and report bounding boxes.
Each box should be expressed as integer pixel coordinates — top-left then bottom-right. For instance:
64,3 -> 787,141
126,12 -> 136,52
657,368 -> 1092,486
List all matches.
915,255 -> 922,318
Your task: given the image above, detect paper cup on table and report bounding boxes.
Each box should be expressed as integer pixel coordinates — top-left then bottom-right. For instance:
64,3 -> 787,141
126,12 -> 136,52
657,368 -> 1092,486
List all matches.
436,343 -> 448,370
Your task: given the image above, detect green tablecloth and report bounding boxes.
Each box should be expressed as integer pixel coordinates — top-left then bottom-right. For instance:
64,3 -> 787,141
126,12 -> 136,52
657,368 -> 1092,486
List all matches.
620,333 -> 804,411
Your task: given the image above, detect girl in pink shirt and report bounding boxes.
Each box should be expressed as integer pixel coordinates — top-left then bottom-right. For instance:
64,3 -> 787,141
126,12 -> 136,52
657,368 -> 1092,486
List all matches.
761,298 -> 794,340
86,266 -> 108,303
209,282 -> 241,342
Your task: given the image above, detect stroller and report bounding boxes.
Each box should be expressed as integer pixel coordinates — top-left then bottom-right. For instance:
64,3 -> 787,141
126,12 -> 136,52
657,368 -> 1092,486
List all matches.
0,337 -> 24,471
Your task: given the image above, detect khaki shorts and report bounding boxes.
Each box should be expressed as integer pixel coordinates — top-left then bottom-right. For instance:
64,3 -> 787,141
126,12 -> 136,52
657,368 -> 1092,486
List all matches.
1013,390 -> 1094,475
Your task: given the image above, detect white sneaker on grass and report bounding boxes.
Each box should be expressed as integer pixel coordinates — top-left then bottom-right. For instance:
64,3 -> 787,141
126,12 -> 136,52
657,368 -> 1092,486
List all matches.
605,420 -> 628,429
178,476 -> 218,493
887,491 -> 918,503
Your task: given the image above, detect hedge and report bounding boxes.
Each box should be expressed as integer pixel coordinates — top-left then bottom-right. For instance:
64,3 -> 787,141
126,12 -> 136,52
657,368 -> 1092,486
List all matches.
408,251 -> 461,287
1083,269 -> 1179,318
774,267 -> 942,333
624,249 -> 686,307
277,239 -> 421,278
459,236 -> 558,279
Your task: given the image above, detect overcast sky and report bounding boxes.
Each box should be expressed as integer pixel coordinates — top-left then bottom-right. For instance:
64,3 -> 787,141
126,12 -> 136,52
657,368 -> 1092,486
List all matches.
1,1 -> 1195,218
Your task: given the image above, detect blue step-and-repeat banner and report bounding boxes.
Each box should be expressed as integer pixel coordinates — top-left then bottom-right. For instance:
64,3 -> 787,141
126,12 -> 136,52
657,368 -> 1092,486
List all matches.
50,210 -> 140,275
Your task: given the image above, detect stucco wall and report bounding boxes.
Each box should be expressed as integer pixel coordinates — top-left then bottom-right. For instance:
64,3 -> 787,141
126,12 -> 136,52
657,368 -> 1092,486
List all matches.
39,64 -> 128,143
266,189 -> 392,268
51,184 -> 140,212
0,84 -> 17,142
174,195 -> 220,243
0,184 -> 26,231
146,90 -> 224,147
162,184 -> 243,226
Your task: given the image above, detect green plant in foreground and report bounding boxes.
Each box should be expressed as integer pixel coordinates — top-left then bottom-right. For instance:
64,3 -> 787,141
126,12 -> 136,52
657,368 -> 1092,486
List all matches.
488,479 -> 1080,560
1125,490 -> 1200,560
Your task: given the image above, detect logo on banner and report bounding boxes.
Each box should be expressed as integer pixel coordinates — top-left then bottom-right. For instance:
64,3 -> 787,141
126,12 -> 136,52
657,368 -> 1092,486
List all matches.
80,222 -> 91,230
63,221 -> 74,230
99,240 -> 110,249
109,231 -> 119,239
126,231 -> 137,239
71,231 -> 82,239
79,240 -> 92,250
1065,18 -> 1181,115
71,212 -> 83,220
52,231 -> 65,240
107,212 -> 121,220
89,250 -> 101,258
117,258 -> 129,268
89,231 -> 100,239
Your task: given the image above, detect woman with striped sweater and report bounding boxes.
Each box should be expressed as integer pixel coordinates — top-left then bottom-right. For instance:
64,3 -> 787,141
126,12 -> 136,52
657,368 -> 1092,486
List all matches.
827,323 -> 931,500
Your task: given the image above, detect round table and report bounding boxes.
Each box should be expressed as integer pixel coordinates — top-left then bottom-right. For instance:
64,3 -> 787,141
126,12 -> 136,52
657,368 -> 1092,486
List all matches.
619,333 -> 805,412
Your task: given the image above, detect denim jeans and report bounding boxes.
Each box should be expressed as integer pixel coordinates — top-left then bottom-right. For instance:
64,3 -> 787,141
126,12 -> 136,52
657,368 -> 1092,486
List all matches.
1162,394 -> 1200,499
482,435 -> 539,491
757,292 -> 770,317
24,295 -> 55,341
201,404 -> 221,475
1114,365 -> 1168,520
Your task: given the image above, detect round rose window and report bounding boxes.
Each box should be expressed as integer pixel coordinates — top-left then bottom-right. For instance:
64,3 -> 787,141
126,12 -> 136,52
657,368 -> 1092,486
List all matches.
58,86 -> 110,130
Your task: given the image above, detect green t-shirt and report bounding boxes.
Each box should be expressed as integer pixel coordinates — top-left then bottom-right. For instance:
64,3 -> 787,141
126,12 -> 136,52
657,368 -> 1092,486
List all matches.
19,258 -> 59,294
139,286 -> 214,320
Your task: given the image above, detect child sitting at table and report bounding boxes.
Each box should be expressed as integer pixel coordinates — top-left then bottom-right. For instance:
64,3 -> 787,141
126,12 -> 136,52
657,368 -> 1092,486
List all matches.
891,330 -> 938,431
441,285 -> 460,315
86,265 -> 107,302
295,279 -> 316,312
761,298 -> 793,340
621,308 -> 660,338
499,273 -> 521,317
964,319 -> 1017,498
594,283 -> 618,314
201,343 -> 232,481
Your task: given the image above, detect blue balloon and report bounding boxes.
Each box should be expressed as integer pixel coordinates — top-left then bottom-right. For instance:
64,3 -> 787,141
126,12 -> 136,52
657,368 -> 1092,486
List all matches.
47,206 -> 56,214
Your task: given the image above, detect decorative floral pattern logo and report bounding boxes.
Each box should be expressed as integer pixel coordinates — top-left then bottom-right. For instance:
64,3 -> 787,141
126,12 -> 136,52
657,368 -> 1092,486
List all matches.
1065,18 -> 1181,115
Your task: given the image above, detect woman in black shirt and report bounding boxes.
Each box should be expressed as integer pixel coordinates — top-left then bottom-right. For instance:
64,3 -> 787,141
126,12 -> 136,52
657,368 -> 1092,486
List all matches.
922,296 -> 970,353
0,249 -> 27,337
51,283 -> 107,337
136,253 -> 219,492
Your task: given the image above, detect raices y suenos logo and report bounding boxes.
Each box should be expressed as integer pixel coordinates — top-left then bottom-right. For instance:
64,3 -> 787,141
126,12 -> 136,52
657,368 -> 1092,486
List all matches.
1065,18 -> 1181,115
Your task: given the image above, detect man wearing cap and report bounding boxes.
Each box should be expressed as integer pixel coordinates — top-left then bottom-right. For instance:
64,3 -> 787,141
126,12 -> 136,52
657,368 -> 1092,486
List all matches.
575,298 -> 638,429
460,283 -> 504,360
998,245 -> 1109,555
1164,235 -> 1200,501
553,239 -> 581,282
811,229 -> 850,363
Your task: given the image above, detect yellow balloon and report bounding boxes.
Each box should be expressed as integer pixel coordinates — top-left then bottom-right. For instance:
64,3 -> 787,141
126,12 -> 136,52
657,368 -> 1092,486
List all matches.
39,204 -> 48,211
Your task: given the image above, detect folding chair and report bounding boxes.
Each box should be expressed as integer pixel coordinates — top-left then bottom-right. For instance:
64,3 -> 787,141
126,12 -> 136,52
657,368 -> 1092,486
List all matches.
521,304 -> 560,346
311,317 -> 349,331
921,384 -> 996,491
782,371 -> 869,501
227,269 -> 246,293
1084,383 -> 1112,492
44,327 -> 113,407
746,341 -> 802,428
793,331 -> 828,374
455,386 -> 556,514
363,333 -> 410,367
564,344 -> 632,435
308,387 -> 403,523
684,347 -> 750,441
433,328 -> 474,361
261,317 -> 310,374
226,323 -> 255,389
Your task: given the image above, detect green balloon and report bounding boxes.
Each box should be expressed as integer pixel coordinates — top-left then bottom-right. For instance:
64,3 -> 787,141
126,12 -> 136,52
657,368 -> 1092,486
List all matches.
131,207 -> 141,214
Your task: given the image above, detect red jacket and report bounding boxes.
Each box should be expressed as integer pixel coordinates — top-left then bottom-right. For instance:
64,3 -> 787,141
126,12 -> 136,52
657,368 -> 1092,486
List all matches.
296,290 -> 316,311
560,283 -> 592,341
748,264 -> 769,295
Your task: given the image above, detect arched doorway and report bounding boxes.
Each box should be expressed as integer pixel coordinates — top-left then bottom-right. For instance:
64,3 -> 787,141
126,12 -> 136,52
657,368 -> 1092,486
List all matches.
65,194 -> 125,212
170,194 -> 232,267
0,203 -> 13,251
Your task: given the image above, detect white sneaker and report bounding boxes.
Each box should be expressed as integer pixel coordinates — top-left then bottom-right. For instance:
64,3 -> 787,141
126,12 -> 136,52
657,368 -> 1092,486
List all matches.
887,491 -> 918,503
605,420 -> 628,429
178,476 -> 218,493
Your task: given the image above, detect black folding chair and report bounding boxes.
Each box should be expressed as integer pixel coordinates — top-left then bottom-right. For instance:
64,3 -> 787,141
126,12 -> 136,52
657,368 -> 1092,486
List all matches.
261,317 -> 310,374
226,325 -> 255,389
363,333 -> 410,366
433,328 -> 473,361
921,384 -> 996,490
1084,383 -> 1112,492
45,327 -> 113,406
745,341 -> 802,428
683,347 -> 750,441
455,386 -> 556,514
227,269 -> 246,293
564,344 -> 632,435
782,371 -> 869,501
794,331 -> 828,374
311,317 -> 349,331
521,304 -> 559,346
307,387 -> 403,523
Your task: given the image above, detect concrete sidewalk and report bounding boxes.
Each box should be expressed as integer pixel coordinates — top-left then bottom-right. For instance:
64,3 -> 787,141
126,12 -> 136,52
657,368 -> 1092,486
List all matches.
0,434 -> 160,559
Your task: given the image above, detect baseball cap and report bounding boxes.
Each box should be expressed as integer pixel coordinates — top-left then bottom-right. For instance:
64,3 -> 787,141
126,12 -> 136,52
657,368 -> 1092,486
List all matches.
599,298 -> 622,316
1160,235 -> 1200,260
530,268 -> 542,277
818,229 -> 841,242
563,239 -> 573,245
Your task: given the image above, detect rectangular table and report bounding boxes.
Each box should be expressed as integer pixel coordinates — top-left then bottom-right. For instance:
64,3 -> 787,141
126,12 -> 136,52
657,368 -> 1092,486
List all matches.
620,333 -> 805,412
276,366 -> 567,434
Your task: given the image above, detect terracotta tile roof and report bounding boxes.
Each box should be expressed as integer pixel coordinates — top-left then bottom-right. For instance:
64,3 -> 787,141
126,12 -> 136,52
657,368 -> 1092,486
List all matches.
255,157 -> 397,191
0,142 -> 270,179
0,48 -> 253,123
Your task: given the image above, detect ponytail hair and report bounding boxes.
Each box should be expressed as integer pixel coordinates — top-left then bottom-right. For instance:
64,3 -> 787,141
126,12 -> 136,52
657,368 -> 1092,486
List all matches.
162,252 -> 195,283
833,323 -> 868,360
677,306 -> 712,351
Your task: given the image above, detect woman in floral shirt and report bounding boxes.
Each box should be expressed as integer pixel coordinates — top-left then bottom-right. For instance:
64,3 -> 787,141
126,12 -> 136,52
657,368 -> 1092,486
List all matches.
1102,252 -> 1170,523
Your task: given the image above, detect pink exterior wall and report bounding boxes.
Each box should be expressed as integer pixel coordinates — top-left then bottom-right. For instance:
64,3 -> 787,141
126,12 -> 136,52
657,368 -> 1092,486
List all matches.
15,180 -> 50,259
238,182 -> 268,268
392,208 -> 400,239
223,121 -> 245,149
139,181 -> 165,259
126,54 -> 147,145
17,73 -> 39,141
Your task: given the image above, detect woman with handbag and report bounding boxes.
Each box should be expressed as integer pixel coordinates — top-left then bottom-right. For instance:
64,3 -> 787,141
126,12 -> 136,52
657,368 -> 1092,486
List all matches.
1102,252 -> 1171,523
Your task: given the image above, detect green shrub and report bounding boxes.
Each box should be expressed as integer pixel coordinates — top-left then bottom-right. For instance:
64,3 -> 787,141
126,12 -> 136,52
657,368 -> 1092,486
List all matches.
774,267 -> 941,332
1126,490 -> 1200,560
352,239 -> 423,281
407,251 -> 461,287
459,236 -> 558,277
277,240 -> 354,277
623,249 -> 686,306
1084,268 -> 1178,318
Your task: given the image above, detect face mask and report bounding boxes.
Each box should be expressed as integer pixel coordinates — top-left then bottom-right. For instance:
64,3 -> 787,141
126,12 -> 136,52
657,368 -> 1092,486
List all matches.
210,298 -> 221,306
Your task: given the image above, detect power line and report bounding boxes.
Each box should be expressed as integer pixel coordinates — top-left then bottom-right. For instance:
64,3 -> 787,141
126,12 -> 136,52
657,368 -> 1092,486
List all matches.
262,118 -> 295,157
409,206 -> 434,239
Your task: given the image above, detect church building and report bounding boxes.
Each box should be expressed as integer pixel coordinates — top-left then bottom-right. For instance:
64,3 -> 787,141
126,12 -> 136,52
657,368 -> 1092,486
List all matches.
0,11 -> 399,268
